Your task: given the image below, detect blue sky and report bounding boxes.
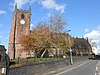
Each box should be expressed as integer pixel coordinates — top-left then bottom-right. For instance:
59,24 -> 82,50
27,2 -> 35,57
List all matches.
0,0 -> 100,51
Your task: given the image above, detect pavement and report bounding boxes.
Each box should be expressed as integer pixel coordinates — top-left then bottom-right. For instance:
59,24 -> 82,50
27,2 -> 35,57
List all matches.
0,58 -> 99,75
43,60 -> 99,75
0,69 -> 1,75
97,60 -> 100,75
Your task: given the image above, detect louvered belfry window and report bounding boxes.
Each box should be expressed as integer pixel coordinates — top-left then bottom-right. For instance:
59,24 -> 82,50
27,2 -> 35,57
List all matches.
21,14 -> 24,19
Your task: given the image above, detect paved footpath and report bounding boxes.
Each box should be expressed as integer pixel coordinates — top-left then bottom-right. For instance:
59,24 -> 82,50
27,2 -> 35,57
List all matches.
0,69 -> 2,75
97,60 -> 100,75
43,60 -> 99,75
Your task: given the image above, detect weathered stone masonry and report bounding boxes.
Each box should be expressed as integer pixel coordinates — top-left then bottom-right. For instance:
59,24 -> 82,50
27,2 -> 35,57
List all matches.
8,4 -> 31,59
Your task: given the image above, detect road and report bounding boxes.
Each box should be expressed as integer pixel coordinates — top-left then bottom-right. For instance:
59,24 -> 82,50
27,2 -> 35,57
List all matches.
45,60 -> 99,75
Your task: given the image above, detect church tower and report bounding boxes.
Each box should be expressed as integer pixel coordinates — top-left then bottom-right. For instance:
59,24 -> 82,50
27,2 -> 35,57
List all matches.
8,4 -> 31,59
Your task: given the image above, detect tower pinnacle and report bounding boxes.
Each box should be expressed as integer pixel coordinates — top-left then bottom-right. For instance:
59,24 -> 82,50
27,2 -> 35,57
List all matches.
15,3 -> 17,10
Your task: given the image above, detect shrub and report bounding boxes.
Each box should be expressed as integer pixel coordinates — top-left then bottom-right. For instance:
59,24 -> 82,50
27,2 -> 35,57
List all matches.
54,54 -> 63,58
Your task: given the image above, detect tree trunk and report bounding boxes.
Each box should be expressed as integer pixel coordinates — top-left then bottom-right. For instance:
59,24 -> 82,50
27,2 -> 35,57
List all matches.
41,49 -> 47,58
34,50 -> 37,58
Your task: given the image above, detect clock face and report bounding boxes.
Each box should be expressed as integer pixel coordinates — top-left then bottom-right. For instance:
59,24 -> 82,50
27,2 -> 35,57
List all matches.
20,20 -> 25,24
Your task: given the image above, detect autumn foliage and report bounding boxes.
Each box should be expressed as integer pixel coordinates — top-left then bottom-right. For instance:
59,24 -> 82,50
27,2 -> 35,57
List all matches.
20,14 -> 73,57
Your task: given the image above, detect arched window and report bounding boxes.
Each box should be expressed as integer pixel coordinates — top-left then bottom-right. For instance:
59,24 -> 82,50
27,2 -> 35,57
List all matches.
21,14 -> 25,19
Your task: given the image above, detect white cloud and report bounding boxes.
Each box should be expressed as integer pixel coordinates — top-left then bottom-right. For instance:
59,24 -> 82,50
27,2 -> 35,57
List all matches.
41,0 -> 66,13
14,0 -> 29,9
9,0 -> 37,10
0,33 -> 2,38
95,25 -> 100,31
84,28 -> 89,33
86,26 -> 100,46
8,3 -> 14,11
0,36 -> 2,38
84,30 -> 100,41
9,0 -> 66,13
0,10 -> 6,14
47,12 -> 52,17
84,30 -> 100,52
30,24 -> 34,30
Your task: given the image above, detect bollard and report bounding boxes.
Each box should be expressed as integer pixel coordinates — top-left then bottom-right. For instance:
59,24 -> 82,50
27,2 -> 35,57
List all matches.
2,67 -> 6,74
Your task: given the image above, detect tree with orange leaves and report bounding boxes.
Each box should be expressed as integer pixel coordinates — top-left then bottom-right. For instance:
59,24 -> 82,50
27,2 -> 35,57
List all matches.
20,14 -> 73,58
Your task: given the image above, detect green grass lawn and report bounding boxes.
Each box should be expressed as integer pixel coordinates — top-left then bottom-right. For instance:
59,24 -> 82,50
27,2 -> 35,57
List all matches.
10,58 -> 63,68
10,56 -> 88,68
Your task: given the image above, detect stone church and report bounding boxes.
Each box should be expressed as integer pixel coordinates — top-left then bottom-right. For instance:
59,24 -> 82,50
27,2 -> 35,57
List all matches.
8,4 -> 92,60
8,4 -> 62,59
8,4 -> 31,59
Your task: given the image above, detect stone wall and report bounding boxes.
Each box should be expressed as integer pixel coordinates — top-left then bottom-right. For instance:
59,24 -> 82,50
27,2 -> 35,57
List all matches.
9,56 -> 89,75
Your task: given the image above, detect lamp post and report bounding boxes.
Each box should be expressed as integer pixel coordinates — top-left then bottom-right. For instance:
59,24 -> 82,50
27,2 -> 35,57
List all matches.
67,30 -> 73,65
